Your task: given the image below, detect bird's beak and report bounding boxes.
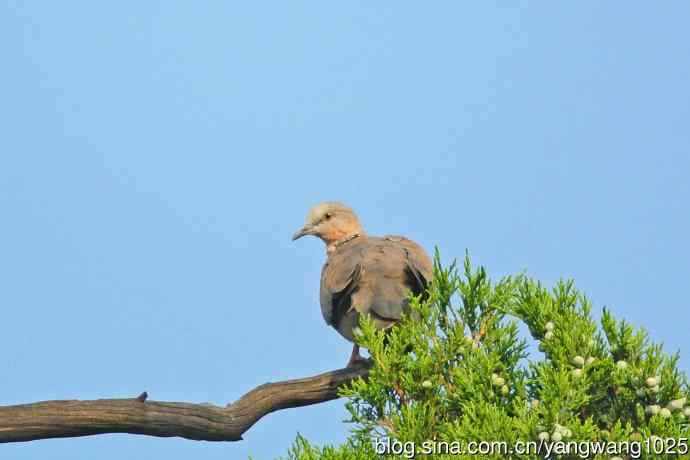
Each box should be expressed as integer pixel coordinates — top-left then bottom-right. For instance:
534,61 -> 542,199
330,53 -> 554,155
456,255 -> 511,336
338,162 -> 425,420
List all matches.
292,225 -> 314,241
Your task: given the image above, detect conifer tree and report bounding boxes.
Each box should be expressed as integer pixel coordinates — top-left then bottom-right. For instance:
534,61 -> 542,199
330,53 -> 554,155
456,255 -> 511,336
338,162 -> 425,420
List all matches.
279,253 -> 689,460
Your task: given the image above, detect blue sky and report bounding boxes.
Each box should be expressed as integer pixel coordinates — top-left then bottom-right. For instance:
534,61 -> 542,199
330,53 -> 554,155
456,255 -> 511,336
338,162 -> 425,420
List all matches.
1,2 -> 689,459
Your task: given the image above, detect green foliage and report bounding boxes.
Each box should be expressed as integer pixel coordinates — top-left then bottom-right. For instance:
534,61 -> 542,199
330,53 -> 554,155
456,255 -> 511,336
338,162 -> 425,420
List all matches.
279,252 -> 689,459
279,434 -> 376,460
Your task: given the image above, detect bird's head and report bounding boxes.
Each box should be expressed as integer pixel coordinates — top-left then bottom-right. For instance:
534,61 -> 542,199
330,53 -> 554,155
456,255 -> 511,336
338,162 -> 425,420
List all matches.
292,202 -> 364,252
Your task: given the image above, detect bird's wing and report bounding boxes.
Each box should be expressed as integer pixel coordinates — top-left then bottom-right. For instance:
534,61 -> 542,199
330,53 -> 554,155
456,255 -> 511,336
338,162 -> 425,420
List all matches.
320,236 -> 433,338
320,242 -> 364,326
383,235 -> 433,296
352,237 -> 432,322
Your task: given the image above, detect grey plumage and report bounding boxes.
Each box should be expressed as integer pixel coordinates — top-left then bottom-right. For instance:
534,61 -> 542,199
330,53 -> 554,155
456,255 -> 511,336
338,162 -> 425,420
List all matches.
320,234 -> 432,342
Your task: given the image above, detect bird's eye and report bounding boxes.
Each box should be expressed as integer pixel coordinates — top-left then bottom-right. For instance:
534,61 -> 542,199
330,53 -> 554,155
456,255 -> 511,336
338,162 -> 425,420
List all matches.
325,213 -> 333,220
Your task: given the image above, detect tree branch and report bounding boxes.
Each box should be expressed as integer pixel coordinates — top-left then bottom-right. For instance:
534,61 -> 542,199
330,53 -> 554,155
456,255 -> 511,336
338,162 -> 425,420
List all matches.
0,363 -> 370,443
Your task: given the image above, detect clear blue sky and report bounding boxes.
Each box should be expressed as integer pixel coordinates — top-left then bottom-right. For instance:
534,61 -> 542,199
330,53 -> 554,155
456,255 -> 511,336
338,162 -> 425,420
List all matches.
1,2 -> 689,459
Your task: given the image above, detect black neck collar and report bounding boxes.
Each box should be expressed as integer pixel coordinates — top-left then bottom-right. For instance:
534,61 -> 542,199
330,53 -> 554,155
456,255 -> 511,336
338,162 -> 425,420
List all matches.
334,233 -> 361,249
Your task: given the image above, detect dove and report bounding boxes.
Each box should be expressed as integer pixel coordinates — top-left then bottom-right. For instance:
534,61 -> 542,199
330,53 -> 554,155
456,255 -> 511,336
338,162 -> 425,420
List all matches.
293,202 -> 432,366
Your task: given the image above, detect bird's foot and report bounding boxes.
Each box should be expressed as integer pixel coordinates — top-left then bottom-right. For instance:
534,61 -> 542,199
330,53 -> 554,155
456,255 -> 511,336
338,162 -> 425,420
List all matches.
347,344 -> 370,368
347,356 -> 370,368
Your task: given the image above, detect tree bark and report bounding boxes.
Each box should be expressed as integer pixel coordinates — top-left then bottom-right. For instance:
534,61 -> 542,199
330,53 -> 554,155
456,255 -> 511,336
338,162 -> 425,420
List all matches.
0,363 -> 370,443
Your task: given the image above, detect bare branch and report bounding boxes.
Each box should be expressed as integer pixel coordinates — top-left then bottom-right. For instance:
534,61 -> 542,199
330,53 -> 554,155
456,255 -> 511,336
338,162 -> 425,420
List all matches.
0,363 -> 370,443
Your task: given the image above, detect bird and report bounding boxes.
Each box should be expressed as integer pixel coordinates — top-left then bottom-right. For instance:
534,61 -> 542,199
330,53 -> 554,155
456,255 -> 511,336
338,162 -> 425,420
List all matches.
292,202 -> 433,367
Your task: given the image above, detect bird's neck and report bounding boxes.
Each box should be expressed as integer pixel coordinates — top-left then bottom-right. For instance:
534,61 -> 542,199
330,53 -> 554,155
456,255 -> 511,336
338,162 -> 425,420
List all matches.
325,231 -> 366,255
